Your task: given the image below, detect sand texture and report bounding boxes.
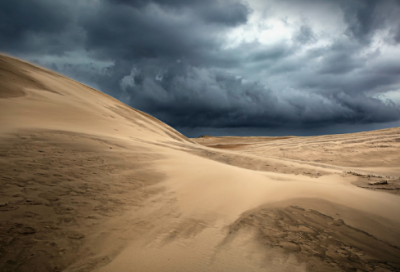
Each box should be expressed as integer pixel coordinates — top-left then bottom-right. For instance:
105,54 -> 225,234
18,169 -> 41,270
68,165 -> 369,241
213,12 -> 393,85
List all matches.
1,53 -> 400,272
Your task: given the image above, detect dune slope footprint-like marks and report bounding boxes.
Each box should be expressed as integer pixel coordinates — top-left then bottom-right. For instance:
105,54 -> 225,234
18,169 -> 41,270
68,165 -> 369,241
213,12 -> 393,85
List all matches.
228,202 -> 400,272
0,131 -> 165,272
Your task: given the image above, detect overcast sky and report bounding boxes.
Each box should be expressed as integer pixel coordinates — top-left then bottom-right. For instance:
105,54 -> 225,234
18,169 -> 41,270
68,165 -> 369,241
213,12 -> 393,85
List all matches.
1,0 -> 400,137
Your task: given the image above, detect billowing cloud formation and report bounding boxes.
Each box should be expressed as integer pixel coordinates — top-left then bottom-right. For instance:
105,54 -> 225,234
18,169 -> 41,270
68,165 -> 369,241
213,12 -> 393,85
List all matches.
1,0 -> 400,136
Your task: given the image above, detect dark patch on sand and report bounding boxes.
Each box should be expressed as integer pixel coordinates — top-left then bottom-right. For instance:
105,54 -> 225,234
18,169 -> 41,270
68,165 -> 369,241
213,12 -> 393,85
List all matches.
229,203 -> 400,272
346,172 -> 400,195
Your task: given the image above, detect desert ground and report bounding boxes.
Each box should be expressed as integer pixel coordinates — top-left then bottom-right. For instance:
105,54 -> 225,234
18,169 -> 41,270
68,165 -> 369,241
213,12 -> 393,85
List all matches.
1,53 -> 400,272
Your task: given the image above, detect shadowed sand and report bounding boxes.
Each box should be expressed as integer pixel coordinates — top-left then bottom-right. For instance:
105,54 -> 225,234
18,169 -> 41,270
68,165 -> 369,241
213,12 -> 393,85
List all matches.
1,53 -> 400,272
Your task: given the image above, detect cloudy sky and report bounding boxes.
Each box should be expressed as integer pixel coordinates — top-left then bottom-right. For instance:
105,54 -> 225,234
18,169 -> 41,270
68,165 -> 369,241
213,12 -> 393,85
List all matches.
1,0 -> 400,137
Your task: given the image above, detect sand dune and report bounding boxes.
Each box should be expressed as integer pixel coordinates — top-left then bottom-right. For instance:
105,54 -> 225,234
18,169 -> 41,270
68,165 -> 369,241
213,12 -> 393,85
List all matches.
1,53 -> 400,272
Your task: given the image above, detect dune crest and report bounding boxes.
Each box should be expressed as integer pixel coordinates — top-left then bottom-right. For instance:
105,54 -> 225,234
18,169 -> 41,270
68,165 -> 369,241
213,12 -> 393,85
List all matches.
1,54 -> 400,272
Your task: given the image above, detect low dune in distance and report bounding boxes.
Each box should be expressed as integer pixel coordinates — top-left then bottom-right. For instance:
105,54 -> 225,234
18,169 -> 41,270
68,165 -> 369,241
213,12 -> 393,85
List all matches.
1,53 -> 400,272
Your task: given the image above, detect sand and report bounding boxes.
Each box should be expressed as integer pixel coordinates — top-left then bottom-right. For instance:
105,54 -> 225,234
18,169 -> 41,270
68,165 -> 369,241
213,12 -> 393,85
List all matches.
0,53 -> 400,272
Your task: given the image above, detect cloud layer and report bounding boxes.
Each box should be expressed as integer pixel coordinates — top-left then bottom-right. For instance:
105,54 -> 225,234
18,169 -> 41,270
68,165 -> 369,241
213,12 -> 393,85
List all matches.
1,0 -> 400,136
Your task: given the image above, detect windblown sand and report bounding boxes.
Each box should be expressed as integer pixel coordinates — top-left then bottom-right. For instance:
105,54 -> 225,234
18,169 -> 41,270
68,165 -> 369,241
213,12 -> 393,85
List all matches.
1,53 -> 400,272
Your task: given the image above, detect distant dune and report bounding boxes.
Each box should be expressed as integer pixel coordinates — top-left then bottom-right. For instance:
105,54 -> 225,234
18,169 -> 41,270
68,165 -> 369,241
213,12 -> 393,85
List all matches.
1,53 -> 400,272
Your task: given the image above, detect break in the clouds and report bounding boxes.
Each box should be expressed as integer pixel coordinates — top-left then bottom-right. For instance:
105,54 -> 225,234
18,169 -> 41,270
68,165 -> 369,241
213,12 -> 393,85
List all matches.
1,0 -> 400,136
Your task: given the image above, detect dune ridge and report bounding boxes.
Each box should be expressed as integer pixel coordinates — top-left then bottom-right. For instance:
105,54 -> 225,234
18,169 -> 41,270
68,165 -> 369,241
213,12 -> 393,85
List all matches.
1,53 -> 400,272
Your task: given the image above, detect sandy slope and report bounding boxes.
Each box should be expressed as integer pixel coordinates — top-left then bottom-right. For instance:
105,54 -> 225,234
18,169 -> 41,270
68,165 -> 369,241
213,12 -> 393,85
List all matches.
1,53 -> 400,272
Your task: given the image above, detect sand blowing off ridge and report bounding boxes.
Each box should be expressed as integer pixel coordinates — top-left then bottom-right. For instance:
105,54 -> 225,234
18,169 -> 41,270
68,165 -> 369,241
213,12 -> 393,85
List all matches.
1,53 -> 400,272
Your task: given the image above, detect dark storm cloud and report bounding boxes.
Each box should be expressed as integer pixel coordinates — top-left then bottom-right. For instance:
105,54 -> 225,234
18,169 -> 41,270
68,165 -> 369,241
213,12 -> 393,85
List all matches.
81,0 -> 250,63
393,26 -> 400,43
341,0 -> 400,43
292,25 -> 316,44
1,0 -> 400,136
315,39 -> 365,75
108,0 -> 250,26
279,0 -> 400,43
81,3 -> 216,61
0,0 -> 81,54
117,61 -> 400,129
339,0 -> 400,43
197,1 -> 250,26
341,0 -> 379,42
